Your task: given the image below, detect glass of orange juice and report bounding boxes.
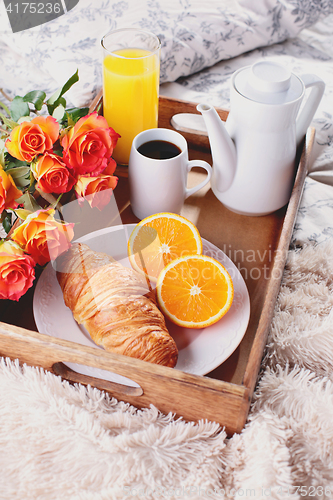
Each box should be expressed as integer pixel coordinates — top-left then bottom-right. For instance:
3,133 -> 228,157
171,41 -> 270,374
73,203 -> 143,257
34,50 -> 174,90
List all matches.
101,28 -> 161,165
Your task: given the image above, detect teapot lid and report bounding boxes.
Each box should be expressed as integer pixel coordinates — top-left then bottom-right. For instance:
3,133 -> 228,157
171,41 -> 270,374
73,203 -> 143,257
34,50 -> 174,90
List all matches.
234,61 -> 303,104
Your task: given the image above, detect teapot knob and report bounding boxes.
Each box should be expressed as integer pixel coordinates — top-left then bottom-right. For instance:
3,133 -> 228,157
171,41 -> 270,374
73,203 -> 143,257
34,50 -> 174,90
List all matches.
233,60 -> 303,104
249,61 -> 291,94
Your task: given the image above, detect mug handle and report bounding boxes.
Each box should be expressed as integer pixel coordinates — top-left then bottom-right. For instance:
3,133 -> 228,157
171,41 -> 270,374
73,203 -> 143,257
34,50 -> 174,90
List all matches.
185,160 -> 212,199
296,74 -> 325,146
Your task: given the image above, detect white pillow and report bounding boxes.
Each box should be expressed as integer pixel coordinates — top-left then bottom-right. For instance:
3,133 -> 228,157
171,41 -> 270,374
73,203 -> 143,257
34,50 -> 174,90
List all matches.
0,0 -> 332,107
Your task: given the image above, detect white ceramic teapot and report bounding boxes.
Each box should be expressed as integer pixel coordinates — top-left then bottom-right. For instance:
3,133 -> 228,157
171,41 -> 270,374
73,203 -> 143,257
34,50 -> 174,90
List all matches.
197,61 -> 325,216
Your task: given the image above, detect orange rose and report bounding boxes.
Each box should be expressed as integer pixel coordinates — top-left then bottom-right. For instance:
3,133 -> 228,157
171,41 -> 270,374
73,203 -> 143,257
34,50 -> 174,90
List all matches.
61,112 -> 120,176
0,240 -> 35,301
5,116 -> 59,162
32,152 -> 76,194
11,209 -> 75,266
75,158 -> 118,210
0,167 -> 23,214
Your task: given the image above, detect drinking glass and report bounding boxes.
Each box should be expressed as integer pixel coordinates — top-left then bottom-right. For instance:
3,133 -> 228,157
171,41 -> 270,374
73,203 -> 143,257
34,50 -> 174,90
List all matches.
101,28 -> 161,165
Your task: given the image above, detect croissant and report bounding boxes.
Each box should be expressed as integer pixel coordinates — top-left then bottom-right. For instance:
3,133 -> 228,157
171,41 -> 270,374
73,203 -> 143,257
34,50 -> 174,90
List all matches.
55,242 -> 178,368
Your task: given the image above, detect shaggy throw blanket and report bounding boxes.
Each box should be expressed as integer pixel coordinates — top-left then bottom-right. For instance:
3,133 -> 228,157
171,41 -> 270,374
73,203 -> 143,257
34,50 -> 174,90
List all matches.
0,238 -> 332,499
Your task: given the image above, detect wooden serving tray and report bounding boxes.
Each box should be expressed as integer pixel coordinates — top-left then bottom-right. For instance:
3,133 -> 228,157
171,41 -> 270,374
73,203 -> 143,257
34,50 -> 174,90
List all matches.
0,95 -> 315,435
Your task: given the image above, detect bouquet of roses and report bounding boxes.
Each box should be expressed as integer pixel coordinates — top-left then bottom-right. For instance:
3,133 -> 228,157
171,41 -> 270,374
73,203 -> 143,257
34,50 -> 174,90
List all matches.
0,71 -> 120,301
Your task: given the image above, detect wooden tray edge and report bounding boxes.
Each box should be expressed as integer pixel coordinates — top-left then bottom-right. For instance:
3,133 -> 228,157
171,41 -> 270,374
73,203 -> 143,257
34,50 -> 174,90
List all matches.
243,126 -> 315,392
0,321 -> 249,434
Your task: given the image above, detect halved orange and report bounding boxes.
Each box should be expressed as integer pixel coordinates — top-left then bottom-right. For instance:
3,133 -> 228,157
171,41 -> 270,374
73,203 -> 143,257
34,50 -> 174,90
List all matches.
156,254 -> 234,329
128,213 -> 202,281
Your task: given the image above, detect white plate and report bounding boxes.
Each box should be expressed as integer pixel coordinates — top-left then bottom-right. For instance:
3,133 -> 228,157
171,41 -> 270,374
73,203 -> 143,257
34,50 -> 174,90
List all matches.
33,225 -> 250,387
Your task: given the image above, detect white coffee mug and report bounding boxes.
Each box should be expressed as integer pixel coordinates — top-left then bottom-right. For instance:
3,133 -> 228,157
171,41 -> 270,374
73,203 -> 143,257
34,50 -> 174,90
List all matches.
128,128 -> 212,220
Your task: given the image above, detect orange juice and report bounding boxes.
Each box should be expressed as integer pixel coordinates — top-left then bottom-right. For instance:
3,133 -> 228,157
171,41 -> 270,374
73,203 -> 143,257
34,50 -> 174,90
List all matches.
103,48 -> 160,165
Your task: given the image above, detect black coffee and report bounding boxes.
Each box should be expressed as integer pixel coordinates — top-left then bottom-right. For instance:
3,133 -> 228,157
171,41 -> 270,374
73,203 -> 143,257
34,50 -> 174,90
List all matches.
138,140 -> 182,160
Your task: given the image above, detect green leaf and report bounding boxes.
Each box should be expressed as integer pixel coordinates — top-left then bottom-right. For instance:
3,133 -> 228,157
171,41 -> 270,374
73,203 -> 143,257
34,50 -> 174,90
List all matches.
28,177 -> 37,194
52,103 -> 65,122
0,110 -> 18,129
0,138 -> 5,168
23,91 -> 46,111
47,69 -> 79,106
52,149 -> 63,157
16,191 -> 42,212
17,115 -> 34,124
4,155 -> 28,171
6,166 -> 31,188
0,210 -> 12,234
47,88 -> 62,107
47,96 -> 66,117
59,69 -> 79,99
15,208 -> 33,220
0,100 -> 10,116
10,96 -> 30,122
3,216 -> 12,234
66,106 -> 89,125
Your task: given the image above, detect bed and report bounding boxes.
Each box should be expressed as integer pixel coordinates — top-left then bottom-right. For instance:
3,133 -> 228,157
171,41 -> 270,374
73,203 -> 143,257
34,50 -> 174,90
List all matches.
0,0 -> 333,496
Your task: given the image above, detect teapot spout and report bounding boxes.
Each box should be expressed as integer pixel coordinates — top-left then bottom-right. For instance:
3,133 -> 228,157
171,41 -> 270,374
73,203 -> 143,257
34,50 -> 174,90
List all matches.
197,104 -> 236,192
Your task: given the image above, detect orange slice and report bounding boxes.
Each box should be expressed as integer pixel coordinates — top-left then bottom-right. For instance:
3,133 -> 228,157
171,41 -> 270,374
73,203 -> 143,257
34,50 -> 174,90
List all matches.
128,213 -> 202,281
156,254 -> 234,329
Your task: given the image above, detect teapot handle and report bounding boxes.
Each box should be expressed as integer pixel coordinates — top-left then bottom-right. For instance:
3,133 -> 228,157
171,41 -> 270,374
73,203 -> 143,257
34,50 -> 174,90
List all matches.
296,74 -> 325,146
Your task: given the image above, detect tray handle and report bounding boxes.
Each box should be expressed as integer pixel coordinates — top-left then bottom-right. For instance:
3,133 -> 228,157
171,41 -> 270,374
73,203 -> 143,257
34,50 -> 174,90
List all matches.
0,320 -> 250,433
51,362 -> 143,396
0,320 -> 243,393
0,320 -> 145,395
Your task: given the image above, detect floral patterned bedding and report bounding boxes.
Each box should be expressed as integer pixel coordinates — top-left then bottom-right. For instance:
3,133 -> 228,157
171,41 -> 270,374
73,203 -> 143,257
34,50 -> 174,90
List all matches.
0,0 -> 332,246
